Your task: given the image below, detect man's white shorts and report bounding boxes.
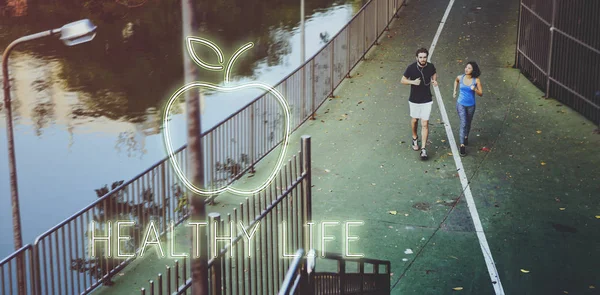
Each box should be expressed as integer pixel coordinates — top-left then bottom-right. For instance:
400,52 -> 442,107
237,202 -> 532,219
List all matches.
409,101 -> 433,120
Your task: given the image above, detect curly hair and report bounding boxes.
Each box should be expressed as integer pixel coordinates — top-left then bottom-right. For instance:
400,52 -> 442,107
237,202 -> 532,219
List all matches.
467,61 -> 481,78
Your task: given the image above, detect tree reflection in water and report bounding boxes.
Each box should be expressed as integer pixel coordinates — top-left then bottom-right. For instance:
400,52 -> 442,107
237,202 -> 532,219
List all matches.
1,0 -> 366,126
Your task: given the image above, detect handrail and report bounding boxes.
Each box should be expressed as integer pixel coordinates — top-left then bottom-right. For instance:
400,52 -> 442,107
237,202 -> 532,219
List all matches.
0,244 -> 31,264
278,249 -> 306,295
319,252 -> 391,266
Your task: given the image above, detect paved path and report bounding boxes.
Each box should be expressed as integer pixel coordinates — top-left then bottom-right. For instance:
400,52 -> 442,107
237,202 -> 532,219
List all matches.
93,0 -> 600,294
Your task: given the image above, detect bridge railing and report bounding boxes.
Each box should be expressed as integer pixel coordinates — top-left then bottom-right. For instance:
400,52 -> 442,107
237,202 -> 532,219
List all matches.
141,136 -> 313,295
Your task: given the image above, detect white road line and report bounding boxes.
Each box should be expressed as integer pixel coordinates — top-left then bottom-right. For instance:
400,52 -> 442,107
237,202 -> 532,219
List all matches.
427,0 -> 506,294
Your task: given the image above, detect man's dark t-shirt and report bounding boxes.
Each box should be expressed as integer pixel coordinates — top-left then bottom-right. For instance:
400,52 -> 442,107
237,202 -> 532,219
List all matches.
403,62 -> 437,103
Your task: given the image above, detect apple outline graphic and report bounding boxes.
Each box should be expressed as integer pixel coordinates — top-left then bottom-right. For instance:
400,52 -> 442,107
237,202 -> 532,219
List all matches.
161,36 -> 292,197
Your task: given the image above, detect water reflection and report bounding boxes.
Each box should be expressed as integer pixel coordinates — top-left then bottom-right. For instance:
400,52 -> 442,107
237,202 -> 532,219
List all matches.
0,0 -> 368,258
1,0 -> 27,17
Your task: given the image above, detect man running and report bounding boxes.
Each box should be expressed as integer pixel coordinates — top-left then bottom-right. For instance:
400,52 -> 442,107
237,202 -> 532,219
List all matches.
401,47 -> 438,160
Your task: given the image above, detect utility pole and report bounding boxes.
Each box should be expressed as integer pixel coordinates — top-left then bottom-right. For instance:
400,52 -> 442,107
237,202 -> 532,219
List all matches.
181,0 -> 208,294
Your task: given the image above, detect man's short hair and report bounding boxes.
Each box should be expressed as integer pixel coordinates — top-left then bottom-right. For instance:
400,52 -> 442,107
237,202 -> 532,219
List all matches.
416,48 -> 429,57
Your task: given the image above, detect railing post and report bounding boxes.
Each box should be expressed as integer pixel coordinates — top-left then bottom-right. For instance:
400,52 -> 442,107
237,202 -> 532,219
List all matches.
375,0 -> 379,45
514,0 -> 523,68
346,23 -> 351,78
249,106 -> 255,174
330,39 -> 334,98
208,212 -> 222,295
545,0 -> 557,98
302,65 -> 306,120
301,136 -> 312,229
338,259 -> 346,295
301,136 -> 312,295
311,60 -> 316,119
158,274 -> 163,295
166,266 -> 172,295
385,0 -> 388,30
161,164 -> 167,234
31,243 -> 41,295
363,8 -> 366,59
359,260 -> 364,293
385,262 -> 391,294
27,246 -> 35,295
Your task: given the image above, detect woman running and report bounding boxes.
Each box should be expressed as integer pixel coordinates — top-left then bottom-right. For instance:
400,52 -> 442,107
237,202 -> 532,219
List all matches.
453,61 -> 483,157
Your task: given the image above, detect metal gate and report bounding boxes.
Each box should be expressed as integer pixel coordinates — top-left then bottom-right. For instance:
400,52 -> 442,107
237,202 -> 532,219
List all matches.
516,0 -> 600,125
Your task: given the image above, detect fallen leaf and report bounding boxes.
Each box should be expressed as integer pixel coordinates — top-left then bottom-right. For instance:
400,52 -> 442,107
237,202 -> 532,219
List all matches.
389,210 -> 397,215
541,162 -> 546,166
357,100 -> 364,104
441,139 -> 446,142
536,130 -> 542,134
595,215 -> 600,219
448,153 -> 453,156
452,287 -> 463,291
563,292 -> 569,294
589,285 -> 595,289
520,269 -> 530,273
559,208 -> 566,211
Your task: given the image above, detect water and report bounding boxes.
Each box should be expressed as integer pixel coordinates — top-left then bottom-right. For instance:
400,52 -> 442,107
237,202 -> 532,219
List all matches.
0,0 -> 368,259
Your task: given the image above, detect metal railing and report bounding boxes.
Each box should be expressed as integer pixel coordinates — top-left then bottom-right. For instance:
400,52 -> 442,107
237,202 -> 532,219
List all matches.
278,249 -> 310,295
140,256 -> 190,295
1,0 -> 407,293
141,136 -> 312,295
277,250 -> 391,295
311,253 -> 391,295
516,0 -> 600,124
0,245 -> 36,295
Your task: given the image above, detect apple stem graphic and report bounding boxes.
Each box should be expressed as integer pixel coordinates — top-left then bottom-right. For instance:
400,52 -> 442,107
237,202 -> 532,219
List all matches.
224,42 -> 254,85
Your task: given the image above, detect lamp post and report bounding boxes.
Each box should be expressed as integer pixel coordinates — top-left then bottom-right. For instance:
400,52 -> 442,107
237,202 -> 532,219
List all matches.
2,19 -> 97,293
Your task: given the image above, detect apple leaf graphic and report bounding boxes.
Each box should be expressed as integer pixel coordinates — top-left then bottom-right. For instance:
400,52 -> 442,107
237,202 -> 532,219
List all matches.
186,36 -> 224,71
186,36 -> 254,84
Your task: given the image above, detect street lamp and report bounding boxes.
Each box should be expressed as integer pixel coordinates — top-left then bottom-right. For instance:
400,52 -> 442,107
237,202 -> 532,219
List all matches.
2,18 -> 97,293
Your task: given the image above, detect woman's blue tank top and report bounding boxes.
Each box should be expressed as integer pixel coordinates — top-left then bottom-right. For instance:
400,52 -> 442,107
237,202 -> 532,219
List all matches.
457,74 -> 476,107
